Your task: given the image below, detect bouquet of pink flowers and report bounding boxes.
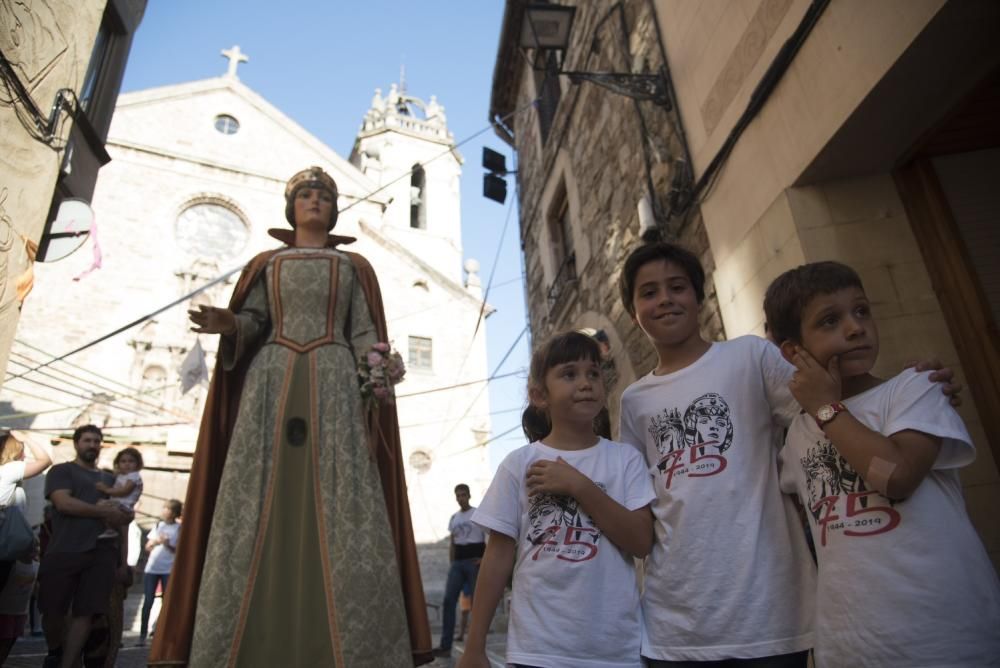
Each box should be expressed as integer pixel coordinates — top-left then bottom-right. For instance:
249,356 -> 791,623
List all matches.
358,342 -> 406,405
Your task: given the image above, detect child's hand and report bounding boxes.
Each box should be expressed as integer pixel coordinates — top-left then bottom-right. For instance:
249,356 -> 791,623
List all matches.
95,481 -> 111,493
788,346 -> 842,416
906,359 -> 963,407
526,457 -> 587,498
456,651 -> 490,668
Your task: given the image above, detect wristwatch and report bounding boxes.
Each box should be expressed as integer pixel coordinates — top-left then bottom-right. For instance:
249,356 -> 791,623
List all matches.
814,402 -> 847,428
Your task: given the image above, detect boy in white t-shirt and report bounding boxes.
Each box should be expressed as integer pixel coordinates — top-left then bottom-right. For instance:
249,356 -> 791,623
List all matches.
616,243 -> 960,666
764,260 -> 1000,666
433,484 -> 487,657
459,331 -> 656,668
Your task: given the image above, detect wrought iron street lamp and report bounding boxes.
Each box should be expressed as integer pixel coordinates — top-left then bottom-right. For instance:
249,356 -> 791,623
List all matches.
520,3 -> 672,108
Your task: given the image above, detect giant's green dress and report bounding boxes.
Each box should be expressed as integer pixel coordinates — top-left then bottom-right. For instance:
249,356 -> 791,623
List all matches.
188,247 -> 412,667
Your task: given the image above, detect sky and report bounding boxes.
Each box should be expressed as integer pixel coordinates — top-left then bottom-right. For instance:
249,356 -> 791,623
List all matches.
119,1 -> 530,469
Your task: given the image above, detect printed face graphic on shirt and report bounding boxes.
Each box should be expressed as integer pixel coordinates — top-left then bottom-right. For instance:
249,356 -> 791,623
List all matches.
648,393 -> 732,489
800,439 -> 900,547
452,515 -> 479,544
526,485 -> 604,563
683,393 -> 733,454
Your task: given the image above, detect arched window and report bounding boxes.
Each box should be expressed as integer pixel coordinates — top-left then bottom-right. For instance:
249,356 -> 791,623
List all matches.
410,164 -> 427,230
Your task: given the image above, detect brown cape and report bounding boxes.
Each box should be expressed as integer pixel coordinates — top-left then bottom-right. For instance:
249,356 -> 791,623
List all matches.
148,234 -> 433,666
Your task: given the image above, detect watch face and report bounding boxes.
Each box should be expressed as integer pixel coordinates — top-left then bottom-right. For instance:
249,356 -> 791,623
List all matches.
817,405 -> 835,421
175,203 -> 250,259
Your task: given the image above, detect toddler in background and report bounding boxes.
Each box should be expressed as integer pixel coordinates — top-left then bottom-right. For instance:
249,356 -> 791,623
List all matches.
96,447 -> 143,538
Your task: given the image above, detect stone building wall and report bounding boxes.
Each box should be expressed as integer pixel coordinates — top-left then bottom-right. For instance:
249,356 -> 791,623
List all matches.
0,1 -> 106,386
0,0 -> 146,389
500,0 -> 724,428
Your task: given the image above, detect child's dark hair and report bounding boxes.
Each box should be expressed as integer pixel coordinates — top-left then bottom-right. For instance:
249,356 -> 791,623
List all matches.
763,261 -> 865,345
521,331 -> 609,441
619,243 -> 706,317
114,446 -> 144,470
166,498 -> 182,518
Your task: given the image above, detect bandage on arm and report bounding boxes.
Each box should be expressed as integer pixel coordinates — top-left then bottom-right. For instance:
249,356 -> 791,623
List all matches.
865,456 -> 897,496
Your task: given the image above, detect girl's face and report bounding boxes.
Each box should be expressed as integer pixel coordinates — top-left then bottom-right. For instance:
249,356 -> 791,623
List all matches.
161,504 -> 176,521
532,358 -> 606,428
116,453 -> 139,474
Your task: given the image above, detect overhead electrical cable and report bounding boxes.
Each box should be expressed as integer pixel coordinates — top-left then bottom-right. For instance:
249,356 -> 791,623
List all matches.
6,350 -> 189,420
433,325 -> 528,452
4,265 -> 243,383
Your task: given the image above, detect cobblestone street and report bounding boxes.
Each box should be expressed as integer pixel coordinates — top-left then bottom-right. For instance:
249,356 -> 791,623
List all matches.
6,541 -> 507,667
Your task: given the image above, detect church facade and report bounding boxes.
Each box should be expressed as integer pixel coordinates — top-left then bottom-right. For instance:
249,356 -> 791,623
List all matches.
1,59 -> 493,542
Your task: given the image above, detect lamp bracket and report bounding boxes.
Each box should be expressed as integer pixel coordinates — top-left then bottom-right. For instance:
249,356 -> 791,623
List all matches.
563,70 -> 671,108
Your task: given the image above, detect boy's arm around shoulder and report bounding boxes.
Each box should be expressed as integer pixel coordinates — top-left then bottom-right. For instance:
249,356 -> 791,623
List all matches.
458,531 -> 516,668
526,456 -> 654,557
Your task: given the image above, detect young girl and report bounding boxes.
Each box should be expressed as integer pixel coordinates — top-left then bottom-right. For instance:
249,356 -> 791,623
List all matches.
140,499 -> 182,645
459,331 -> 655,668
95,447 -> 143,538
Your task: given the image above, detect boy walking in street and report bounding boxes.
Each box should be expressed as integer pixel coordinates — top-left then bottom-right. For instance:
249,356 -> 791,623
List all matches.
434,484 -> 486,658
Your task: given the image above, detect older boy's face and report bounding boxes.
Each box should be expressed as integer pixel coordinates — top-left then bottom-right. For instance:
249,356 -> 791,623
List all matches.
455,488 -> 471,511
798,286 -> 878,377
631,260 -> 701,348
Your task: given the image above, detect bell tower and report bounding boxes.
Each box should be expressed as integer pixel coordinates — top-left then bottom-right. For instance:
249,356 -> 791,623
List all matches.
350,81 -> 463,282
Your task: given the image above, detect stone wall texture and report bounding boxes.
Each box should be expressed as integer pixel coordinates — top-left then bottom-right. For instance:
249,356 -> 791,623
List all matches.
506,0 -> 724,427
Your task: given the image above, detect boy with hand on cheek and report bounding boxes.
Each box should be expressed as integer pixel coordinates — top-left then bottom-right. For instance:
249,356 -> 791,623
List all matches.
765,261 -> 1000,667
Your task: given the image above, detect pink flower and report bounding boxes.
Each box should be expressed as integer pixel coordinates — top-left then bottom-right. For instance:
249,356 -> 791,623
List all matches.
373,342 -> 390,353
367,351 -> 383,366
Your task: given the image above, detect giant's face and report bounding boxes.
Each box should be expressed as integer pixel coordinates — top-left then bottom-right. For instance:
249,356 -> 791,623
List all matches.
292,186 -> 336,230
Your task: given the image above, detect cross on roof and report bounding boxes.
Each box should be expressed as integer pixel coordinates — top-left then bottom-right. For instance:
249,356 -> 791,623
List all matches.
221,45 -> 248,79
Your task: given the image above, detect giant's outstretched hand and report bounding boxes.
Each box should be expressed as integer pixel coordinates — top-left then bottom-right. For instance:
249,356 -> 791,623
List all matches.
188,304 -> 237,335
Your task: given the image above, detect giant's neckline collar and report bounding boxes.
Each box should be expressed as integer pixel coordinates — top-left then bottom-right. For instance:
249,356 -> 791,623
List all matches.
267,229 -> 357,247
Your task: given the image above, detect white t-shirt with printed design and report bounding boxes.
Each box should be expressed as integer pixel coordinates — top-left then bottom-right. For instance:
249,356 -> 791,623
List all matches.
618,336 -> 816,661
448,507 -> 486,546
778,368 -> 1000,667
473,438 -> 655,668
